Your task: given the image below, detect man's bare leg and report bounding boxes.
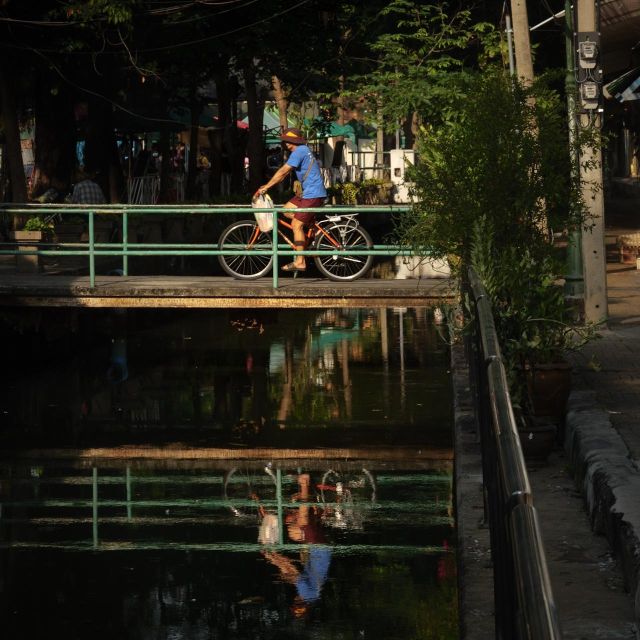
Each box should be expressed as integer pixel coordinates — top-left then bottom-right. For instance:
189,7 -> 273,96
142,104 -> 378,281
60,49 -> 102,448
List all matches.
283,203 -> 306,269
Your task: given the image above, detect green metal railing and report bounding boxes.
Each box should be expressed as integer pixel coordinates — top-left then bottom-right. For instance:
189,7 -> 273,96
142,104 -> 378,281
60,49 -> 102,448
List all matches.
0,465 -> 453,552
467,267 -> 562,640
0,203 -> 414,288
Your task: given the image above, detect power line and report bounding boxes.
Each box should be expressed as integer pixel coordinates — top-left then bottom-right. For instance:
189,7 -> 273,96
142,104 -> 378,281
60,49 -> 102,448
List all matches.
0,0 -> 248,26
142,0 -> 311,52
28,47 -> 184,128
0,0 -> 300,55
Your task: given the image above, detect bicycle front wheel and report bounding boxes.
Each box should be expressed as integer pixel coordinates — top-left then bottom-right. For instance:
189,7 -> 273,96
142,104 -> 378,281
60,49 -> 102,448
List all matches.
218,220 -> 273,280
223,466 -> 278,518
314,223 -> 374,281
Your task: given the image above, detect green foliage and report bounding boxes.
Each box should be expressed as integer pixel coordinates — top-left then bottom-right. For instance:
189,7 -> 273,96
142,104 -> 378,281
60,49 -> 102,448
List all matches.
353,1 -> 499,129
339,182 -> 359,205
470,215 -> 599,406
23,217 -> 54,233
64,0 -> 135,25
327,179 -> 391,205
392,66 -> 599,405
397,69 -> 587,274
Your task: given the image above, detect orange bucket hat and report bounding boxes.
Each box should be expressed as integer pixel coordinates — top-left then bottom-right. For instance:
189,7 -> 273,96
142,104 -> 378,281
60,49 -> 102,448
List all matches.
280,127 -> 306,145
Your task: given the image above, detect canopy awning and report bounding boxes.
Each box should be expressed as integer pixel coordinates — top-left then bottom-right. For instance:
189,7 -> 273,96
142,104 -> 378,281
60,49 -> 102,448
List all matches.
604,67 -> 640,102
307,119 -> 375,143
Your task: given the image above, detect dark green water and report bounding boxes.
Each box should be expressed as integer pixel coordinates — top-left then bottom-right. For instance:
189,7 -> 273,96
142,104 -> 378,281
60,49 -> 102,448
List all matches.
0,307 -> 456,639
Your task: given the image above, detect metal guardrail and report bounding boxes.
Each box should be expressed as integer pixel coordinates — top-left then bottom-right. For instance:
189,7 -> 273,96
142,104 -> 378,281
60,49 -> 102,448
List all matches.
0,203 -> 412,288
466,266 -> 562,640
0,466 -> 450,553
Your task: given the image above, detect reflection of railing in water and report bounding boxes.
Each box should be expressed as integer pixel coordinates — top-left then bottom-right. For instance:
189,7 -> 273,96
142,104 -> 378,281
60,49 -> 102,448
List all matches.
0,465 -> 453,552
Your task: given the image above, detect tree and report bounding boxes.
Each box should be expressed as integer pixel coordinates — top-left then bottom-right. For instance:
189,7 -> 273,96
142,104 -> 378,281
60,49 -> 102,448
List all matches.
398,70 -> 583,270
353,1 -> 498,139
0,61 -> 27,205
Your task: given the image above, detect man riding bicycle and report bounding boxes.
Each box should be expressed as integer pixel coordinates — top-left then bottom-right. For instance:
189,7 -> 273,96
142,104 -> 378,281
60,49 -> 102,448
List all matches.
256,128 -> 327,273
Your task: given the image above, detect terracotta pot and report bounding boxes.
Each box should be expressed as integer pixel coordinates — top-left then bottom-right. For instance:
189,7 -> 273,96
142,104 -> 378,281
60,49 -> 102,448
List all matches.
517,416 -> 557,461
526,360 -> 572,423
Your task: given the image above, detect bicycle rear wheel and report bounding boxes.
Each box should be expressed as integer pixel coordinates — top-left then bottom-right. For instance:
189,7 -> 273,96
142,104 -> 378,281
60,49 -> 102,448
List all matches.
218,220 -> 273,280
313,222 -> 374,281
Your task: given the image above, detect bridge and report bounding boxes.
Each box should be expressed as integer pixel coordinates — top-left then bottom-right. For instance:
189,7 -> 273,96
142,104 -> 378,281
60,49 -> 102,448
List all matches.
0,203 -> 453,308
0,274 -> 453,308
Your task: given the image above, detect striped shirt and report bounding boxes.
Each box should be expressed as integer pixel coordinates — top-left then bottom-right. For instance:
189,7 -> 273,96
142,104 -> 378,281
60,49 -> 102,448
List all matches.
71,179 -> 106,204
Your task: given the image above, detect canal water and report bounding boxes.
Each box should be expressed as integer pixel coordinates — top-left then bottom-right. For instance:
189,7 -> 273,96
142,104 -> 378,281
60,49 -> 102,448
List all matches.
0,307 -> 456,639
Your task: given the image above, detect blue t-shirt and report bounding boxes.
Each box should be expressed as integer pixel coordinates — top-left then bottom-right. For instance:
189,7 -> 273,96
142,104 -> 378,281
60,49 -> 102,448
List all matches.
295,547 -> 332,602
286,145 -> 327,199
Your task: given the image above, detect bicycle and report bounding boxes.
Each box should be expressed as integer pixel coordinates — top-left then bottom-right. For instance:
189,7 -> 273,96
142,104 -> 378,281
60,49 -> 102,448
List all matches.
217,211 -> 374,282
223,464 -> 377,532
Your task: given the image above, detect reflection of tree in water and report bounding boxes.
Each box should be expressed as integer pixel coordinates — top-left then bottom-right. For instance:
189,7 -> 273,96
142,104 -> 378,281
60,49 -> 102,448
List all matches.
0,307 -> 450,448
272,310 -> 370,428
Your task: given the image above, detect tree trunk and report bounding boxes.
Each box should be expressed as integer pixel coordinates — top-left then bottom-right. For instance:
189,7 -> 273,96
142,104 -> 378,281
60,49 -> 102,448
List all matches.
337,74 -> 346,126
208,128 -> 223,197
226,124 -> 244,194
31,75 -> 77,199
158,128 -> 172,203
107,112 -> 124,203
402,111 -> 420,150
0,61 -> 27,209
84,96 -> 121,202
272,75 -> 289,132
244,64 -> 265,193
215,66 -> 244,195
376,99 -> 385,167
186,93 -> 201,200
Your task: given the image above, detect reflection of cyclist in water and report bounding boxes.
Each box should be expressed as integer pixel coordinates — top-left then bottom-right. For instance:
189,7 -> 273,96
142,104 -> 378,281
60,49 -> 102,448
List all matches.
260,474 -> 332,616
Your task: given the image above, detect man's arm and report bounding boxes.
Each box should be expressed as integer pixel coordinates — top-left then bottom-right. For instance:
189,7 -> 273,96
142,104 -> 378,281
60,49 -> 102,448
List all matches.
257,163 -> 293,195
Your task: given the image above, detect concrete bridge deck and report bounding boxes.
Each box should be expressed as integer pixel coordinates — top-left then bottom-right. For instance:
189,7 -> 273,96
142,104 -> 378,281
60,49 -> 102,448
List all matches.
0,274 -> 454,308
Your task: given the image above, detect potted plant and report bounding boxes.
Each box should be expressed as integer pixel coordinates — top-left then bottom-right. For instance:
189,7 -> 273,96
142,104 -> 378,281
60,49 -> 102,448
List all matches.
11,216 -> 54,272
470,216 -> 599,422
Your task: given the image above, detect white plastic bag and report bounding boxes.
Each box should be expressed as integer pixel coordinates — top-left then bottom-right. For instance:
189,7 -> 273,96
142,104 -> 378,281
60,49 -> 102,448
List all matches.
258,513 -> 279,545
252,193 -> 274,232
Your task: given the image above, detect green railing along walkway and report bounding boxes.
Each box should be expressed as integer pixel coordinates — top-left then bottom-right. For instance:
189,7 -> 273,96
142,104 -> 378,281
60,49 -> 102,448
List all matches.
0,203 -> 415,289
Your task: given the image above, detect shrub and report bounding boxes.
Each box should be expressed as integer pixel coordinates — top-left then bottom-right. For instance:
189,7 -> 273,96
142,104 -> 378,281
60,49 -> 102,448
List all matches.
397,69 -> 588,275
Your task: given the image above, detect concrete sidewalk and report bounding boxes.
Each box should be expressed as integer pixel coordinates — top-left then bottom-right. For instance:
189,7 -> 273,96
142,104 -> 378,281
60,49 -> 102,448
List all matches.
561,267 -> 640,639
543,190 -> 640,639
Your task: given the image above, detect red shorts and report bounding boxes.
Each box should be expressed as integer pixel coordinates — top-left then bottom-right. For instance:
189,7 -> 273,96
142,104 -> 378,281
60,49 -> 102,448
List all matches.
288,196 -> 326,224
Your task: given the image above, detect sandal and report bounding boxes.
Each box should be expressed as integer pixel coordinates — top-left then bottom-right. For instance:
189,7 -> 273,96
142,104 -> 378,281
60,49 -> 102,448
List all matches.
282,262 -> 306,272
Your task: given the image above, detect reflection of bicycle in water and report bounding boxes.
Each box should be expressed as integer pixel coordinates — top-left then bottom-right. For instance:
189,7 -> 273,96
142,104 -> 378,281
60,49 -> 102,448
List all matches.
317,468 -> 376,531
223,464 -> 377,532
224,465 -> 376,615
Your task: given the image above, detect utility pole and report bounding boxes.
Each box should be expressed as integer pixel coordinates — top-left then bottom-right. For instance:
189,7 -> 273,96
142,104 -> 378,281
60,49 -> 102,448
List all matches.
564,0 -> 584,298
509,0 -> 535,84
575,0 -> 607,323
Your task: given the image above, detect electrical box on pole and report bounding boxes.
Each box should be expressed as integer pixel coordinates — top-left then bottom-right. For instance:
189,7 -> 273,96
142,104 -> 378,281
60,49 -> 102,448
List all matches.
576,31 -> 602,112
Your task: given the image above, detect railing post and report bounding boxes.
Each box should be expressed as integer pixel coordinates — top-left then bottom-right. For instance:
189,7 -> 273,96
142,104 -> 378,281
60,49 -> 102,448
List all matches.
88,210 -> 95,287
126,466 -> 132,521
272,206 -> 279,289
122,211 -> 129,276
92,467 -> 98,549
276,467 -> 284,545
